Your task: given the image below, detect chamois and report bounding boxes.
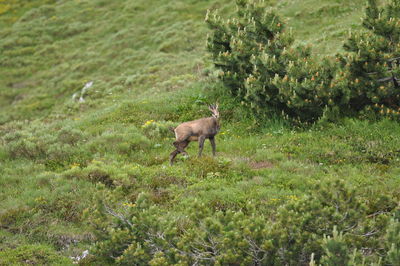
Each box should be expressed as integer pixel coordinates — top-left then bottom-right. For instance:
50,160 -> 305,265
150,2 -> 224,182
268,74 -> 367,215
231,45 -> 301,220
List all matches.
169,104 -> 220,165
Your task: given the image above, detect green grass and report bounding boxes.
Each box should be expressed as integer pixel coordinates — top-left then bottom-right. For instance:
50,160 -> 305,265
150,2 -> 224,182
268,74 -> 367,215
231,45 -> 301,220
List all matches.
0,0 -> 399,264
278,0 -> 367,56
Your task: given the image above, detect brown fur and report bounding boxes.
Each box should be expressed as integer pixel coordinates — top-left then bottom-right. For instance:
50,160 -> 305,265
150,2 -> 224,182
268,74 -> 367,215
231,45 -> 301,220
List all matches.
169,104 -> 220,165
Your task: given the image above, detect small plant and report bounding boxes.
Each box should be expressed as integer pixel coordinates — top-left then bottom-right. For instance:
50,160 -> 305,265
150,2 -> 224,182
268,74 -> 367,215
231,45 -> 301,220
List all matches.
320,227 -> 351,265
385,219 -> 400,265
141,119 -> 177,139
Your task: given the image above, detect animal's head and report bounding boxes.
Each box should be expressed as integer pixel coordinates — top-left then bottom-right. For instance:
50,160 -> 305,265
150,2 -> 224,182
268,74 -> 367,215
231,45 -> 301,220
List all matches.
208,104 -> 219,119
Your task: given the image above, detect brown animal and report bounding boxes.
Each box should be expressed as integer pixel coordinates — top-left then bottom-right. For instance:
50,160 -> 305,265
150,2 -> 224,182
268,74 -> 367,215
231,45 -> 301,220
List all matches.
169,104 -> 220,165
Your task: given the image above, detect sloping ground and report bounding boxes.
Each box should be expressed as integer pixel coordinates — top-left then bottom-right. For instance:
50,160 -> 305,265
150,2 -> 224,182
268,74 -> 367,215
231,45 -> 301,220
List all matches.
278,0 -> 367,56
0,0 -> 226,123
0,0 -> 399,264
0,0 -> 367,123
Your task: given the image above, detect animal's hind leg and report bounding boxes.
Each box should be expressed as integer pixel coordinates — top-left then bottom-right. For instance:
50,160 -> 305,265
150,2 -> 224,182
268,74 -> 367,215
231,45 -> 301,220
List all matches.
177,141 -> 189,157
169,149 -> 180,166
170,141 -> 189,165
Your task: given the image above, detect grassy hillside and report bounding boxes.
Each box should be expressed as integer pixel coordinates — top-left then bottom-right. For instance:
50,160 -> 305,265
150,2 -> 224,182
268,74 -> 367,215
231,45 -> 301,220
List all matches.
1,0 -> 399,264
0,0 -> 368,123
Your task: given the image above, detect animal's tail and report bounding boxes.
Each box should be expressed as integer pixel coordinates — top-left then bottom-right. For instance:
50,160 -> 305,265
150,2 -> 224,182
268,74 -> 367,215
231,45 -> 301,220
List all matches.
169,126 -> 176,133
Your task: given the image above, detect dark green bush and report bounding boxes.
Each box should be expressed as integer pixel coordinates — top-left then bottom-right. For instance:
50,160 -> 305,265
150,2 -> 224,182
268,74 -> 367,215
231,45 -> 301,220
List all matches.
86,178 -> 397,265
207,0 -> 400,121
332,0 -> 400,119
206,0 -> 335,121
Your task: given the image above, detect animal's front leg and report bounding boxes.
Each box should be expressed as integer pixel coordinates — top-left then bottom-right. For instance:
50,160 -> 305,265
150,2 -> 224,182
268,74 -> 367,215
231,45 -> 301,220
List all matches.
209,137 -> 216,156
198,136 -> 206,157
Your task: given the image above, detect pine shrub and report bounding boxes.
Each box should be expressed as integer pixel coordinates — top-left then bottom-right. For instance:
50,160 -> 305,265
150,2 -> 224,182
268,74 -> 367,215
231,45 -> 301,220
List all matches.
207,0 -> 400,121
86,178 -> 396,265
205,0 -> 335,121
333,0 -> 400,119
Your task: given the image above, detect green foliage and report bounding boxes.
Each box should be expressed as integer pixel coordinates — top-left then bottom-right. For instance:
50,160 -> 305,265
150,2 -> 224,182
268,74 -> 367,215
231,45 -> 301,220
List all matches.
386,219 -> 400,265
85,177 -> 398,265
332,0 -> 400,118
87,124 -> 150,156
0,121 -> 91,169
0,244 -> 70,265
1,0 -> 400,264
141,119 -> 177,139
206,0 -> 337,121
320,227 -> 351,266
0,206 -> 31,231
207,0 -> 400,121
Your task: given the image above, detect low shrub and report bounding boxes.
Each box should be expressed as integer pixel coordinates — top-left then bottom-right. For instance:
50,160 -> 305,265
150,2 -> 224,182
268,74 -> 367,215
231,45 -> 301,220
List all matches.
0,206 -> 31,232
0,244 -> 71,265
85,178 -> 398,264
385,219 -> 400,265
141,119 -> 177,139
0,121 -> 90,168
